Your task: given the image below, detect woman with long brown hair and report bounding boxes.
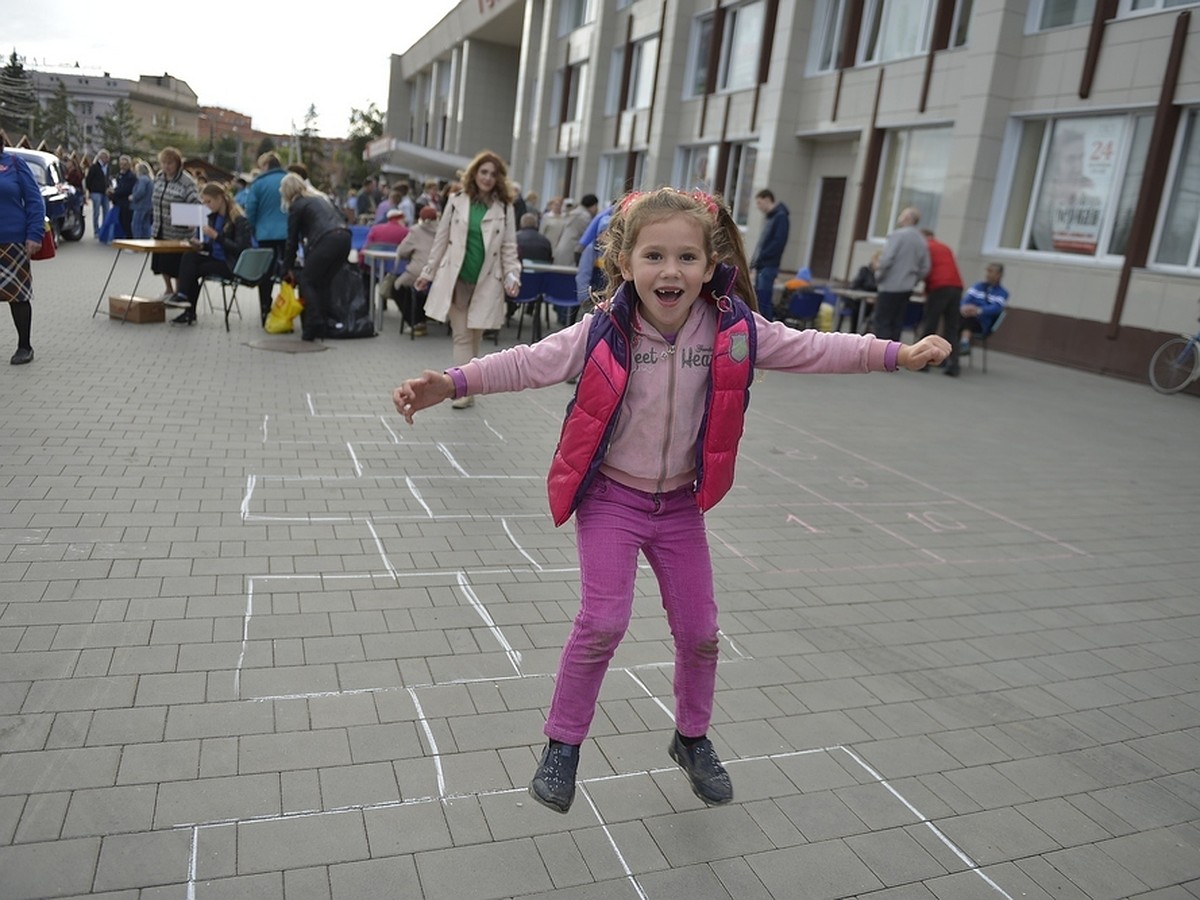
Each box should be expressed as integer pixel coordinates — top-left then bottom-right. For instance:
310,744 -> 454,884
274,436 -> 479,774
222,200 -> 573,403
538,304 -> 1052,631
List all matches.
415,150 -> 522,408
163,183 -> 253,325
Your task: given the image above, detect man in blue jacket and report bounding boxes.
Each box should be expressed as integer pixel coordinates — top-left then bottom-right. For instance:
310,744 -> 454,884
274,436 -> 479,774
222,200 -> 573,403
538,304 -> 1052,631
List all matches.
959,262 -> 1009,350
243,153 -> 288,325
750,189 -> 789,322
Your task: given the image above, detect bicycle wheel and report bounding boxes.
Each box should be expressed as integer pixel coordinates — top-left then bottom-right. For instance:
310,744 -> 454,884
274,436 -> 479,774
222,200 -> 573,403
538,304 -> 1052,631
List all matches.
1149,337 -> 1199,394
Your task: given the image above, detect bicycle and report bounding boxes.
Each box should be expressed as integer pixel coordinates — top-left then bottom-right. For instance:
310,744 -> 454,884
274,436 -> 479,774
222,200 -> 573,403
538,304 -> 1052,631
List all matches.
1148,306 -> 1200,394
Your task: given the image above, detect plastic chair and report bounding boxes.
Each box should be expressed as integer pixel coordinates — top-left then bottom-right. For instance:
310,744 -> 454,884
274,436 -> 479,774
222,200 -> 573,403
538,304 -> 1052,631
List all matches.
348,225 -> 371,255
207,248 -> 276,332
783,289 -> 825,329
511,270 -> 545,342
964,308 -> 1006,373
543,271 -> 582,332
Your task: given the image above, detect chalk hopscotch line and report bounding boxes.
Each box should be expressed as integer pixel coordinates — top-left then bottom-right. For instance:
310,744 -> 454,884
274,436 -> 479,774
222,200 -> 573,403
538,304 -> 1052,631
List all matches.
180,743 -> 1014,900
748,413 -> 1088,559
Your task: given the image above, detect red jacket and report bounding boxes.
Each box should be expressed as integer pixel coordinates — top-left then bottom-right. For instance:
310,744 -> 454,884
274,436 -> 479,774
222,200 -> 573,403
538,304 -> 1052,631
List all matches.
925,238 -> 963,292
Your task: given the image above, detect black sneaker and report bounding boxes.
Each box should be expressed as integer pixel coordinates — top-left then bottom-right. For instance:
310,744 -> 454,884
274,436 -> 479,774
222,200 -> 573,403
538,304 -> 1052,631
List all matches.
171,310 -> 196,325
529,741 -> 579,813
10,347 -> 33,365
162,293 -> 191,309
668,733 -> 733,806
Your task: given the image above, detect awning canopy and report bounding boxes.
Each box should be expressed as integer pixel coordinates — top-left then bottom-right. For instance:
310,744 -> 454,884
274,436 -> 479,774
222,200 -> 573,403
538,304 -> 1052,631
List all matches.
365,137 -> 472,180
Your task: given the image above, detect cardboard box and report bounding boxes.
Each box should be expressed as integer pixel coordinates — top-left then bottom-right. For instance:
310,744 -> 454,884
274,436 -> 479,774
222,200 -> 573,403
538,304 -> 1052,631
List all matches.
109,295 -> 165,324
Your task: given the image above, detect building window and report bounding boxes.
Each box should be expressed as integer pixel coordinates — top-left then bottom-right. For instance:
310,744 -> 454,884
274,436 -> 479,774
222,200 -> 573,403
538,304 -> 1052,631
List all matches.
598,151 -> 646,204
998,113 -> 1151,257
686,13 -> 715,98
559,0 -> 594,35
725,143 -> 759,226
950,0 -> 974,45
1029,0 -> 1096,30
810,0 -> 848,73
551,62 -> 588,126
1154,110 -> 1200,269
680,144 -> 719,195
718,1 -> 766,91
1119,0 -> 1198,16
678,142 -> 758,226
607,36 -> 659,113
861,0 -> 934,63
871,126 -> 952,236
544,157 -> 573,203
628,37 -> 659,110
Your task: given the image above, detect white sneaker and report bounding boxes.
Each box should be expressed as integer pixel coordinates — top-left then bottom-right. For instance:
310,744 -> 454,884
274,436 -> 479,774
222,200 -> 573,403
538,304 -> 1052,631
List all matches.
451,396 -> 474,409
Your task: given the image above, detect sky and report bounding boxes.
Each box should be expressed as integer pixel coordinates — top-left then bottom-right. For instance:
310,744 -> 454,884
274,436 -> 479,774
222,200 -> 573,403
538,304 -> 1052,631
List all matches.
6,0 -> 461,137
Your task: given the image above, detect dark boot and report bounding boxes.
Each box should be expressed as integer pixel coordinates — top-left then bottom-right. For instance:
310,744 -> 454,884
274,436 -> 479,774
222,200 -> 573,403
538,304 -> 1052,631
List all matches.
10,301 -> 32,363
529,741 -> 579,813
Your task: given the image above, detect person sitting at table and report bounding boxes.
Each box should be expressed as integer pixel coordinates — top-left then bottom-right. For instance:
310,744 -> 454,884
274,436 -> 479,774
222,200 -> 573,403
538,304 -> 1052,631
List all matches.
359,207 -> 409,304
390,205 -> 439,336
163,183 -> 253,325
843,249 -> 881,333
959,262 -> 1009,350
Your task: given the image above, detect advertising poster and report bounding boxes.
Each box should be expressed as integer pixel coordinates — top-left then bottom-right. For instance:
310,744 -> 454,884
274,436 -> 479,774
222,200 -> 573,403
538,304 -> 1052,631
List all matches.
1034,116 -> 1123,255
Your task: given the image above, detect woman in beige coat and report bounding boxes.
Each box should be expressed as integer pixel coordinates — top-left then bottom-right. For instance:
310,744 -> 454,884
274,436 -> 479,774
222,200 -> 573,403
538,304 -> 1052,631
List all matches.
416,150 -> 521,408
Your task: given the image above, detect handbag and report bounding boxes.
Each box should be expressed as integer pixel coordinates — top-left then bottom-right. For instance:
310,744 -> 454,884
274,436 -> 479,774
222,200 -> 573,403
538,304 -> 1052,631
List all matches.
265,280 -> 304,334
30,220 -> 55,261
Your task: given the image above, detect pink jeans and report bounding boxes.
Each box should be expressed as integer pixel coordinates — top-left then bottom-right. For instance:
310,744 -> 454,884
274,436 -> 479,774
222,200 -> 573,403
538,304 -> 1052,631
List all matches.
544,474 -> 720,744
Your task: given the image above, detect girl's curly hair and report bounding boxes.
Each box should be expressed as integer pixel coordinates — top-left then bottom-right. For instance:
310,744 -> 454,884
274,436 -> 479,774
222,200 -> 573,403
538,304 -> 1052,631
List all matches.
594,187 -> 757,311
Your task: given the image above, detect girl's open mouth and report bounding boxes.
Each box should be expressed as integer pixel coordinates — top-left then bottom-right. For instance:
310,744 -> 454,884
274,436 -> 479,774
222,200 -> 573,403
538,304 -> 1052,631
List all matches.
656,288 -> 683,302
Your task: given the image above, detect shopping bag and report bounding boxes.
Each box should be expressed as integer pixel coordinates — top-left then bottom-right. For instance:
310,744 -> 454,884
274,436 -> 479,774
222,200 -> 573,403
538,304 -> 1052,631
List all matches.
265,281 -> 304,334
30,219 -> 56,261
97,207 -> 125,244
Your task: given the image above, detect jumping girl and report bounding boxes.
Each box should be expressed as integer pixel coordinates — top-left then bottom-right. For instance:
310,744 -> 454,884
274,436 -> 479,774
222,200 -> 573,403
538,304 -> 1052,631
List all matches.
393,187 -> 951,813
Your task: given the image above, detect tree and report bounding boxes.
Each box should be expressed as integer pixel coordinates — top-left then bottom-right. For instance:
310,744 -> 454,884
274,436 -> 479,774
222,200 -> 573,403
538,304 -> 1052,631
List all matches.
255,135 -> 276,159
41,80 -> 82,151
345,102 -> 384,189
213,134 -> 241,173
0,51 -> 37,138
298,104 -> 326,186
96,99 -> 143,157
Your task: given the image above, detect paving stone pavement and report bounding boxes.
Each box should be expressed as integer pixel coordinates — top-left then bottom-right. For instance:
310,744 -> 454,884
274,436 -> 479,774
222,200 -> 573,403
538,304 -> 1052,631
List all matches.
1,237 -> 1198,900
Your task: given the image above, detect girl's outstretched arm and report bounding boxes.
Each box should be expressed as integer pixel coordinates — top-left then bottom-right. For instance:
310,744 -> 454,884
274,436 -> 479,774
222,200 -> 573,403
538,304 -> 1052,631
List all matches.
393,370 -> 454,424
897,335 -> 952,370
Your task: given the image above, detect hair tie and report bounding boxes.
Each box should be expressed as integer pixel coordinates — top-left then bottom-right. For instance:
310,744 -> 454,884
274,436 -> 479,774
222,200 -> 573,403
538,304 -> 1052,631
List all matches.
618,190 -> 645,214
690,190 -> 719,218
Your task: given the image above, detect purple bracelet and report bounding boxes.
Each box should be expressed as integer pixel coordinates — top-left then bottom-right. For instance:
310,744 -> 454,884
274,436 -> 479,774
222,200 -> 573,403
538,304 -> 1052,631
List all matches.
446,368 -> 468,399
884,342 -> 901,372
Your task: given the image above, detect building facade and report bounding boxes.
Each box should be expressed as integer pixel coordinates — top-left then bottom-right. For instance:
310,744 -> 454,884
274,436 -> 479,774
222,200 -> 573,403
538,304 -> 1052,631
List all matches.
378,0 -> 1200,380
29,68 -> 128,151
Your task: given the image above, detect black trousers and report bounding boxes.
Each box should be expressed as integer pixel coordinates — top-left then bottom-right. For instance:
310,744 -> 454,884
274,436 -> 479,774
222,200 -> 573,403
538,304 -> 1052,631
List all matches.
920,286 -> 962,344
177,252 -> 235,309
299,229 -> 351,339
117,205 -> 133,240
873,290 -> 910,341
256,239 -> 287,322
